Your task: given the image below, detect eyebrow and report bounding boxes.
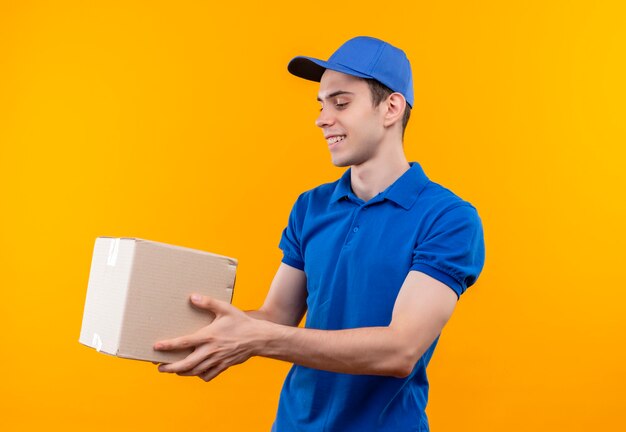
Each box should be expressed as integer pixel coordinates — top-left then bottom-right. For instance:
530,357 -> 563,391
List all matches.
316,90 -> 355,102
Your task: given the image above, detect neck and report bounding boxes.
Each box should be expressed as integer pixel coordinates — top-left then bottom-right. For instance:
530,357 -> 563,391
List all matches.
350,141 -> 410,202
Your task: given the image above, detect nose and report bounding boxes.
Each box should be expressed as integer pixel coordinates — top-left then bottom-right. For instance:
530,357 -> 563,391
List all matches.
315,107 -> 334,129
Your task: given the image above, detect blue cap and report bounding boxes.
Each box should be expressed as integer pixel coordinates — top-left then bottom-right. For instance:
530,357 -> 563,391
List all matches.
288,36 -> 414,108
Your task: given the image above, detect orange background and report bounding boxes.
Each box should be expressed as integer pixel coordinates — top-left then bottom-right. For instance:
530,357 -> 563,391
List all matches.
1,1 -> 625,431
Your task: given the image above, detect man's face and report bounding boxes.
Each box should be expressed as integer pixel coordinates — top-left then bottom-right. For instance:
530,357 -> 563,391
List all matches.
316,70 -> 386,167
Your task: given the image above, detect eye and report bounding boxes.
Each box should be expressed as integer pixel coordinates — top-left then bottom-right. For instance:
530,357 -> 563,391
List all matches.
335,102 -> 348,109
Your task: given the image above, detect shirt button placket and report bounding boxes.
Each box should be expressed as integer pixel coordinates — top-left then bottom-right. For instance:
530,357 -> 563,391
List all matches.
352,206 -> 363,234
344,207 -> 363,248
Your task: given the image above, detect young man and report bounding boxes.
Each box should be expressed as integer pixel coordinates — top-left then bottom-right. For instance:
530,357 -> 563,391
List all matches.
155,36 -> 485,431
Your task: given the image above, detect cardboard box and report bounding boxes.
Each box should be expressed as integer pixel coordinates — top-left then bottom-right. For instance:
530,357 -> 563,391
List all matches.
79,237 -> 237,363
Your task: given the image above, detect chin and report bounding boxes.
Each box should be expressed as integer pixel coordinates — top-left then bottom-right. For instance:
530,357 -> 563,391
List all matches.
331,152 -> 371,168
330,156 -> 352,168
330,149 -> 356,167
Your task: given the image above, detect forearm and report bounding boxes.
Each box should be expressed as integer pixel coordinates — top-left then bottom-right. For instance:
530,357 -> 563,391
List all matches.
244,272 -> 453,378
243,264 -> 308,326
244,309 -> 269,321
244,308 -> 302,326
251,321 -> 424,378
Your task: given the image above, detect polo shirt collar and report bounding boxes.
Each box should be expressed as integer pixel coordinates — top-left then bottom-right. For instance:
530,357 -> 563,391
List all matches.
330,162 -> 430,209
330,169 -> 354,203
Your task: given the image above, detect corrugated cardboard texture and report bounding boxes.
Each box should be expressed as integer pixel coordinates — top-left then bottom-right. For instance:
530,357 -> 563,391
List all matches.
79,237 -> 237,364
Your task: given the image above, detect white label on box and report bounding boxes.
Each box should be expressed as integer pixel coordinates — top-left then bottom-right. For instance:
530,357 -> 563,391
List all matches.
92,333 -> 103,352
107,238 -> 120,267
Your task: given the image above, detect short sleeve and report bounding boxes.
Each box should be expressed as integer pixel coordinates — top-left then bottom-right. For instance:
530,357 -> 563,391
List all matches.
410,204 -> 485,298
278,194 -> 306,271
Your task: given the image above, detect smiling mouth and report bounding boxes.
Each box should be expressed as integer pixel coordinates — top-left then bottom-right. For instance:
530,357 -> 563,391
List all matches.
327,135 -> 346,145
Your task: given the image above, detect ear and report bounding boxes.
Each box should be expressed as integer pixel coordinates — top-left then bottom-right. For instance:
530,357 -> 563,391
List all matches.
382,93 -> 407,129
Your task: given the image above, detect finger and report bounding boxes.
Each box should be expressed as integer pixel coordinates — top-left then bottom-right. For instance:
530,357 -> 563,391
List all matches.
175,356 -> 218,377
153,332 -> 206,351
158,346 -> 213,374
190,294 -> 232,315
199,364 -> 229,382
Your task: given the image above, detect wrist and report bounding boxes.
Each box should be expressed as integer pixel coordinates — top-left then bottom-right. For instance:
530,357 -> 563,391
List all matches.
248,318 -> 287,358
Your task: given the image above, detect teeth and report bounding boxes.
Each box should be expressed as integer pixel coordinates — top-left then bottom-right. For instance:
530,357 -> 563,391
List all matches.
327,135 -> 346,145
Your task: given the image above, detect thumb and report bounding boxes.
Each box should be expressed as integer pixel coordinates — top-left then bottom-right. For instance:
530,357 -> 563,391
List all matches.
190,294 -> 230,316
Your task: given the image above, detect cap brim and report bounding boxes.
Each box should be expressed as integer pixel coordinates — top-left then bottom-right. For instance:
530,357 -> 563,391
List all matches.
288,57 -> 326,82
288,56 -> 372,82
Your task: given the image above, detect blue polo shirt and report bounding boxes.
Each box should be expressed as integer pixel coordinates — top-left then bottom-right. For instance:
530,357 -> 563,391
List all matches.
273,162 -> 485,432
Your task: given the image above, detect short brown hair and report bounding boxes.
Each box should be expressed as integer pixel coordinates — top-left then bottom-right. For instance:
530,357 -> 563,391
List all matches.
363,79 -> 411,136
